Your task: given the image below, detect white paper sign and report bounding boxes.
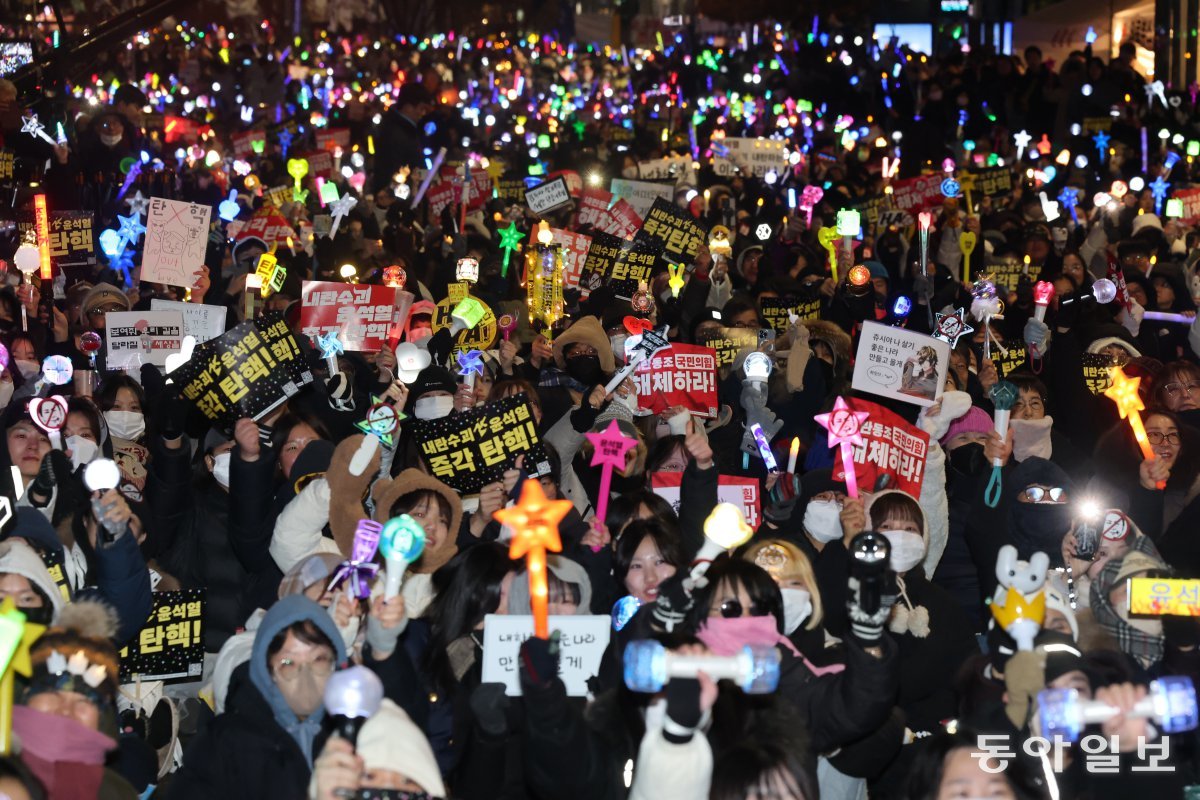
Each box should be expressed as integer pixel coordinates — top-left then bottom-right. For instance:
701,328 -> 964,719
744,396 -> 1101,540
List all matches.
141,198 -> 212,288
106,310 -> 185,370
650,472 -> 761,528
151,300 -> 228,343
851,320 -> 949,408
611,179 -> 676,218
713,137 -> 788,178
480,614 -> 610,696
525,177 -> 572,214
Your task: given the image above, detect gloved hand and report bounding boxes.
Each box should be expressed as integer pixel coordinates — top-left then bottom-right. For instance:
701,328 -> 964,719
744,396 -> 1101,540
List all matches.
1023,317 -> 1051,357
469,683 -> 511,736
326,372 -> 355,412
664,677 -> 702,743
519,630 -> 561,688
28,450 -> 61,507
365,607 -> 406,658
158,387 -> 190,441
1118,301 -> 1144,337
650,573 -> 693,633
846,574 -> 898,647
1003,650 -> 1047,729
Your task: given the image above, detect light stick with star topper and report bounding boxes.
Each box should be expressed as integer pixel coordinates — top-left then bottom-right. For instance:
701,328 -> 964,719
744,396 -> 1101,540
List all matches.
814,397 -> 870,499
1150,176 -> 1170,216
354,395 -> 405,448
498,222 -> 524,277
493,479 -> 573,639
1105,366 -> 1165,489
20,115 -> 56,146
585,420 -> 637,548
605,325 -> 670,394
1013,130 -> 1031,161
1093,131 -> 1110,164
328,194 -> 358,239
0,597 -> 46,755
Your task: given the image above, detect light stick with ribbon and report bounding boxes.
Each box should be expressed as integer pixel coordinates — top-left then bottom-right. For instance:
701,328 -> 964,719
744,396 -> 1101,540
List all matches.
1105,367 -> 1164,490
586,420 -> 637,542
814,397 -> 870,498
379,515 -> 425,600
984,381 -> 1018,508
328,520 -> 383,599
970,279 -> 1005,361
494,479 -> 573,639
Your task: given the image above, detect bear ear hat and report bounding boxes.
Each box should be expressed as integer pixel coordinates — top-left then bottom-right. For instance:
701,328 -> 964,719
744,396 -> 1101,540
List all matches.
327,434 -> 382,556
371,468 -> 462,575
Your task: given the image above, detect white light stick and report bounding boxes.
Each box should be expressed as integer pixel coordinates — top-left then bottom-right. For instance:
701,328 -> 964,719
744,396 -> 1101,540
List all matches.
12,245 -> 38,332
605,326 -> 670,394
84,458 -> 124,539
20,115 -> 57,146
1143,311 -> 1197,324
328,194 -> 358,239
411,148 -> 447,208
379,515 -> 426,600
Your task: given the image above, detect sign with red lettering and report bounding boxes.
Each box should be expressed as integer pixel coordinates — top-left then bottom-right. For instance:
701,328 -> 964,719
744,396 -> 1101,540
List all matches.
829,399 -> 929,497
889,175 -> 946,214
631,342 -> 718,417
576,188 -> 641,239
651,472 -> 762,529
299,281 -> 403,352
550,228 -> 592,293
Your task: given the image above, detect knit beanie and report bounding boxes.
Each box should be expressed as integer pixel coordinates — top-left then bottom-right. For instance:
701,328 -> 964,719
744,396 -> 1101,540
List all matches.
940,406 -> 993,447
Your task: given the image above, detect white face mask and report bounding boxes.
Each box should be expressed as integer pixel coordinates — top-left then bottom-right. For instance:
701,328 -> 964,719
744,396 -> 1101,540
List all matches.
1010,416 -> 1054,462
0,380 -> 13,410
610,335 -> 627,365
66,436 -> 99,471
780,587 -> 812,635
211,452 -> 231,489
104,410 -> 145,440
881,529 -> 926,574
413,395 -> 454,420
803,499 -> 843,543
100,133 -> 123,147
14,360 -> 39,381
615,391 -> 638,413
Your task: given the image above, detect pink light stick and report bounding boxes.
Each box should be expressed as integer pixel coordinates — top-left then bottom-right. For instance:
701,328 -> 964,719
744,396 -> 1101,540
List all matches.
585,420 -> 636,548
814,396 -> 870,499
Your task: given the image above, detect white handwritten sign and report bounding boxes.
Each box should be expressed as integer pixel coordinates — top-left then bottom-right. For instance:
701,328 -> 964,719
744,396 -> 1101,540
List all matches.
106,310 -> 185,371
611,178 -> 676,218
480,614 -> 610,696
713,137 -> 788,178
525,177 -> 572,215
141,198 -> 212,288
151,300 -> 228,343
851,321 -> 949,407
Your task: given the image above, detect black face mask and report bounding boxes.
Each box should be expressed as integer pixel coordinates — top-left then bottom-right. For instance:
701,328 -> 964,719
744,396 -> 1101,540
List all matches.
565,354 -> 603,386
21,604 -> 52,627
1010,500 -> 1073,568
948,442 -> 986,476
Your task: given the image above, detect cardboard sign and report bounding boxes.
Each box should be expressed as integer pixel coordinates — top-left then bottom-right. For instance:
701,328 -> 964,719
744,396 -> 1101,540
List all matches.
141,198 -> 213,288
106,310 -> 185,371
231,130 -> 266,158
631,342 -> 718,417
1082,353 -> 1116,395
174,313 -> 312,429
852,321 -> 948,407
700,327 -> 762,368
299,150 -> 333,178
713,137 -> 788,178
0,152 -> 14,181
611,178 -> 675,218
1129,578 -> 1200,616
889,175 -> 948,215
989,257 -> 1026,294
119,589 -> 205,682
411,393 -> 549,495
875,210 -> 914,230
1174,187 -> 1200,225
760,296 -> 822,334
480,614 -> 610,696
150,299 -> 228,343
16,210 -> 96,269
431,283 -> 496,356
578,232 -> 662,300
228,206 -> 297,249
967,167 -> 1014,199
651,472 -> 762,529
828,398 -> 929,497
525,176 -> 572,214
550,228 -> 593,293
636,155 -> 691,181
576,189 -> 641,240
263,185 -> 294,209
315,127 -> 351,152
638,197 -> 704,266
426,168 -> 490,217
299,281 -> 402,352
993,344 -> 1028,378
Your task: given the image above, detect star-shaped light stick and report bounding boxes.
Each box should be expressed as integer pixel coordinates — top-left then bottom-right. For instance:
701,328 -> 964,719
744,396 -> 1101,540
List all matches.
494,479 -> 573,639
498,222 -> 524,277
0,597 -> 46,755
814,396 -> 870,498
354,395 -> 406,449
20,115 -> 56,146
585,420 -> 637,548
1149,175 -> 1171,216
328,194 -> 358,239
1093,131 -> 1110,164
605,325 -> 670,393
1105,366 -> 1164,489
931,308 -> 975,348
125,190 -> 150,218
1013,129 -> 1032,161
457,348 -> 484,390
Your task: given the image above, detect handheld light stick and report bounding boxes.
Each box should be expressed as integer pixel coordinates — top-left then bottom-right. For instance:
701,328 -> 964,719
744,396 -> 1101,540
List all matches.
1033,281 -> 1055,323
329,520 -> 383,600
457,348 -> 484,390
604,325 -> 670,394
1038,676 -> 1197,743
984,381 -> 1018,508
917,211 -> 932,278
11,246 -> 37,332
449,297 -> 486,336
624,640 -> 781,694
286,158 -> 308,202
836,209 -> 860,270
0,597 -> 42,756
959,231 -> 976,284
83,459 -> 124,542
612,596 -> 641,631
846,264 -> 872,297
498,314 -> 518,341
586,421 -> 637,540
800,185 -> 824,227
19,115 -> 56,146
379,514 -> 425,600
38,355 -> 72,397
497,222 -> 524,278
29,395 -> 66,451
848,531 -> 891,616
1105,366 -> 1164,490
786,436 -> 800,474
971,279 -> 1005,361
818,226 -> 839,282
494,479 -> 572,639
749,422 -> 778,471
316,331 -> 344,377
815,397 -> 869,498
667,262 -> 686,297
689,503 -> 754,588
1060,277 -> 1117,308
411,147 -> 447,208
323,665 -> 384,746
33,195 -> 51,282
456,257 -> 480,285
328,194 -> 358,239
1143,311 -> 1197,323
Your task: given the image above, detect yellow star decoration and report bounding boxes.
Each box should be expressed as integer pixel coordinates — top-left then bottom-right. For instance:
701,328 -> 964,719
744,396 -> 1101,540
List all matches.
0,597 -> 42,679
496,479 -> 571,560
1104,367 -> 1144,419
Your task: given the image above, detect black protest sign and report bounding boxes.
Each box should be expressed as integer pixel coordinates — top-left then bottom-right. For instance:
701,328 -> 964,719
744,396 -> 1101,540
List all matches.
989,258 -> 1025,294
760,296 -> 822,334
700,327 -> 763,368
579,231 -> 663,300
174,313 -> 313,430
638,197 -> 704,266
967,167 -> 1014,198
16,210 -> 97,269
1082,353 -> 1116,395
119,589 -> 205,682
411,393 -> 550,495
494,174 -> 528,205
993,344 -> 1028,378
0,152 -> 13,181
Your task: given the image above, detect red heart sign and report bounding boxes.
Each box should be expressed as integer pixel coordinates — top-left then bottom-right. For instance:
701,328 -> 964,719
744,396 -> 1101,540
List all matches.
623,316 -> 653,335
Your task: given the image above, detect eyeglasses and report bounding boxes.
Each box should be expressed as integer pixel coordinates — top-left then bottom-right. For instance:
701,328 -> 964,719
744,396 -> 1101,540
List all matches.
1148,431 -> 1181,445
1013,397 -> 1045,413
272,652 -> 335,682
1022,486 -> 1067,503
717,598 -> 770,618
89,303 -> 125,315
1161,381 -> 1200,398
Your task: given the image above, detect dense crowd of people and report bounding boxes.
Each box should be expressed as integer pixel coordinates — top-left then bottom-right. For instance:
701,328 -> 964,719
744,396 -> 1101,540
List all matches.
0,11 -> 1196,800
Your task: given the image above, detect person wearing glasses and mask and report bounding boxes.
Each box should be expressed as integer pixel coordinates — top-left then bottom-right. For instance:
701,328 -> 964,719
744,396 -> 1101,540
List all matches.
1153,361 -> 1200,423
169,595 -> 347,800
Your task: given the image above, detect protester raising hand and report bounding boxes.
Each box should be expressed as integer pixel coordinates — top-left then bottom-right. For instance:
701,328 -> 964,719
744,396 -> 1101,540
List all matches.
312,736 -> 364,800
983,428 -> 1013,468
839,495 -> 867,543
683,418 -> 714,470
234,417 -> 261,462
1139,455 -> 1170,490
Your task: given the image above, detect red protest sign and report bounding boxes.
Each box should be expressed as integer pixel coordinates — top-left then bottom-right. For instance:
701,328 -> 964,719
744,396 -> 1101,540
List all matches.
631,343 -> 718,418
1174,187 -> 1200,225
230,206 -> 296,249
300,151 -> 334,178
576,189 -> 641,239
890,175 -> 946,215
426,167 -> 491,216
299,281 -> 402,352
550,228 -> 592,293
231,130 -> 266,158
830,398 -> 930,497
651,472 -> 762,529
316,127 -> 351,152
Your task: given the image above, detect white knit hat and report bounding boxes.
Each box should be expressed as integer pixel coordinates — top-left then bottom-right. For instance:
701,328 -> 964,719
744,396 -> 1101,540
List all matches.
355,699 -> 445,796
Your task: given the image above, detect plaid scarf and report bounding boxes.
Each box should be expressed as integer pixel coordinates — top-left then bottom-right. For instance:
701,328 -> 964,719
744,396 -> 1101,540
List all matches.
1091,538 -> 1166,670
537,365 -> 588,394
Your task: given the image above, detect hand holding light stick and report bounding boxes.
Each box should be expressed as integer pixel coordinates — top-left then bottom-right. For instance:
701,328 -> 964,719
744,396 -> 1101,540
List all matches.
1143,311 -> 1198,323
985,381 -> 1018,508
379,514 -> 426,600
786,436 -> 800,474
586,420 -> 636,535
457,348 -> 484,391
494,479 -> 573,639
605,326 -> 670,394
814,397 -> 869,498
1105,366 -> 1165,489
498,314 -> 518,341
1033,281 -> 1055,322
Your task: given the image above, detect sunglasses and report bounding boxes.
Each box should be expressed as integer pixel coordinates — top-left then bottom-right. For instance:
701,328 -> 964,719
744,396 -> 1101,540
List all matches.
718,598 -> 771,618
1022,486 -> 1067,503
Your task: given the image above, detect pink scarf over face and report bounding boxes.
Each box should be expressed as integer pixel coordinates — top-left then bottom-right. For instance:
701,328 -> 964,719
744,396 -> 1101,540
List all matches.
14,705 -> 115,800
697,615 -> 845,676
